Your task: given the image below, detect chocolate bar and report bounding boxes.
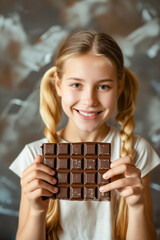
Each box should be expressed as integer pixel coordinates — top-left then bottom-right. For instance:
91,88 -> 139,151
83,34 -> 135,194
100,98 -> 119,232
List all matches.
42,142 -> 111,201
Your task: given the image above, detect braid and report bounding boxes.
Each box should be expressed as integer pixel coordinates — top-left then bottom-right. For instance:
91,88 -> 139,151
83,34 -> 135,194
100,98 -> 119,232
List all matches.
46,200 -> 61,240
40,67 -> 61,143
115,68 -> 138,239
40,67 -> 62,239
116,68 -> 138,158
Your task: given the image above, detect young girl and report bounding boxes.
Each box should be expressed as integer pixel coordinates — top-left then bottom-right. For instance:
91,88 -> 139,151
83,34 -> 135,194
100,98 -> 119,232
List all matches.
9,31 -> 160,240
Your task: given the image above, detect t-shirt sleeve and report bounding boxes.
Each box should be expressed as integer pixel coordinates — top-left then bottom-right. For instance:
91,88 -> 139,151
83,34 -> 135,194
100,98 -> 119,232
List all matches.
9,145 -> 35,178
133,136 -> 160,178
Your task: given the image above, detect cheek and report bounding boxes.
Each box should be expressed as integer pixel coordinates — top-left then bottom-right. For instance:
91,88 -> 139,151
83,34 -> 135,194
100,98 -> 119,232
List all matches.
101,92 -> 117,109
61,89 -> 78,107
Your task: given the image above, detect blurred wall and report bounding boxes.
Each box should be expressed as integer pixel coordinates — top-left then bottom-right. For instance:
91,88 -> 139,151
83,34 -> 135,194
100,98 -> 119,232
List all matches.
0,0 -> 160,239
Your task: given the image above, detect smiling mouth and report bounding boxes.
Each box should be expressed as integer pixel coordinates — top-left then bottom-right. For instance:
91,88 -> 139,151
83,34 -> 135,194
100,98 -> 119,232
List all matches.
74,109 -> 102,117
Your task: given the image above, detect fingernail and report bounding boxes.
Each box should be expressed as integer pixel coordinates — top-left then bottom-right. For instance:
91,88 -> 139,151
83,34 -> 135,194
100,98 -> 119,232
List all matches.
99,186 -> 105,192
110,162 -> 114,168
53,187 -> 58,193
103,173 -> 108,179
52,178 -> 57,184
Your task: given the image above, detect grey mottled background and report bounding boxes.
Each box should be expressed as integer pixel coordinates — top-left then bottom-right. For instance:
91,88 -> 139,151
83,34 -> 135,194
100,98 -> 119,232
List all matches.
0,0 -> 160,239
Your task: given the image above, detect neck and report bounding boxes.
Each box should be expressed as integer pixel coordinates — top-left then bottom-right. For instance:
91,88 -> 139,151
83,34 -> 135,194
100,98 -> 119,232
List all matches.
57,123 -> 110,142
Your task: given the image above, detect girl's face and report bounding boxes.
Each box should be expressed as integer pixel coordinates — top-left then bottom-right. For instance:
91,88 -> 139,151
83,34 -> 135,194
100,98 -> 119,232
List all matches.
55,53 -> 122,134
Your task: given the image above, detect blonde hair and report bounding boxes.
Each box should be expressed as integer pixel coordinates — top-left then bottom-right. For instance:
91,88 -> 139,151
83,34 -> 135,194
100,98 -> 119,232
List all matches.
40,31 -> 138,240
40,66 -> 61,239
114,68 -> 138,239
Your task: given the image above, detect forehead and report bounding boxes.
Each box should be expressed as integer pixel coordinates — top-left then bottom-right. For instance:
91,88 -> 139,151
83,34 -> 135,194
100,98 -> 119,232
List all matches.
62,53 -> 117,80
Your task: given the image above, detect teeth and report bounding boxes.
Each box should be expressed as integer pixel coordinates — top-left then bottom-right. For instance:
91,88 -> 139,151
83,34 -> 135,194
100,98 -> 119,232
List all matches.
79,111 -> 97,116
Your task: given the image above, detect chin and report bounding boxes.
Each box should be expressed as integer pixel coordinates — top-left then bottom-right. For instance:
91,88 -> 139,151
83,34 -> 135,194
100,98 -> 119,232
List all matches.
78,126 -> 98,133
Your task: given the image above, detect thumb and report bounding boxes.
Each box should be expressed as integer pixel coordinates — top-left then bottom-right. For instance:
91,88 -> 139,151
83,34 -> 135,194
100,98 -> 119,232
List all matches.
34,155 -> 42,163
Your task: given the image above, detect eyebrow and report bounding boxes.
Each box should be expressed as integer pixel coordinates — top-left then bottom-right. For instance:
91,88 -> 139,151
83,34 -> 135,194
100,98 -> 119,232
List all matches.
67,77 -> 114,83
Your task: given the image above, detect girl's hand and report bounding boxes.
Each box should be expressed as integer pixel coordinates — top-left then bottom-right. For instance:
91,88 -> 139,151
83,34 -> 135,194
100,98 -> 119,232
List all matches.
21,155 -> 58,213
100,156 -> 144,208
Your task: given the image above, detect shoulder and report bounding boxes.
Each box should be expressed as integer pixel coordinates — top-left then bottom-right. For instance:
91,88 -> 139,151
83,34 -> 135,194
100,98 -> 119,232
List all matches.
107,127 -> 160,177
9,138 -> 47,178
23,138 -> 48,160
26,138 -> 48,154
133,134 -> 157,157
133,134 -> 160,177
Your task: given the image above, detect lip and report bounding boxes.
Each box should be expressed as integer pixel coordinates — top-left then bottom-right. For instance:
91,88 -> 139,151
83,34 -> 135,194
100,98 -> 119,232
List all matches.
73,108 -> 102,120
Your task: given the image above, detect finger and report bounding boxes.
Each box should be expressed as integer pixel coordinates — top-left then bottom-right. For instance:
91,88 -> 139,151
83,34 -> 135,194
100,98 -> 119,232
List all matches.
111,156 -> 135,168
23,179 -> 58,195
34,155 -> 42,163
26,188 -> 57,200
119,186 -> 143,198
22,161 -> 55,178
99,177 -> 141,192
21,170 -> 57,187
103,164 -> 141,179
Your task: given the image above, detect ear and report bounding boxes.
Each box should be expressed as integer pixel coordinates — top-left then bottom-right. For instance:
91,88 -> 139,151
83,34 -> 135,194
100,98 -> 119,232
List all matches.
117,73 -> 125,96
54,72 -> 62,97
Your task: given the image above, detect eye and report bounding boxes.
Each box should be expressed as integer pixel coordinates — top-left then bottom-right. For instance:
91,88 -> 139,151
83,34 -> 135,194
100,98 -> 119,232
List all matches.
71,83 -> 81,88
97,85 -> 110,90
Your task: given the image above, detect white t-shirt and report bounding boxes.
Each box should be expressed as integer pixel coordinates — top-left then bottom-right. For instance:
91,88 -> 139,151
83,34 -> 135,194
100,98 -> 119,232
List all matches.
9,127 -> 160,240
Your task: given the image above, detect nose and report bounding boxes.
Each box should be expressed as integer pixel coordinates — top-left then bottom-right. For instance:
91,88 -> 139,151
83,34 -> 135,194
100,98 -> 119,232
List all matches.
82,87 -> 98,107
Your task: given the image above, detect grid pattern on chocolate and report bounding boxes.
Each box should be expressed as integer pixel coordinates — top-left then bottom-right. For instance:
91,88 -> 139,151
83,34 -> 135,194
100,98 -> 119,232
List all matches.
42,142 -> 111,201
